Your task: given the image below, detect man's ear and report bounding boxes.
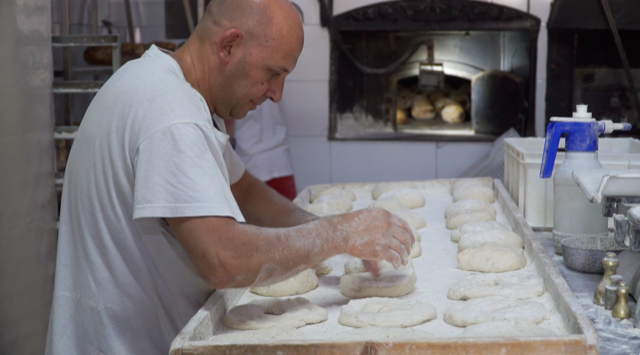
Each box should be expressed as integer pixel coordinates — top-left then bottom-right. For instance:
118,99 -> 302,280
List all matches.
217,29 -> 243,65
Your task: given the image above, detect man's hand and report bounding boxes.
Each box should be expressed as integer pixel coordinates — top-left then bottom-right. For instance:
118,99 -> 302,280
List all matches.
329,208 -> 415,269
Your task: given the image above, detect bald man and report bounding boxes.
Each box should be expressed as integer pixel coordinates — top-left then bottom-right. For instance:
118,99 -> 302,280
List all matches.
46,1 -> 413,354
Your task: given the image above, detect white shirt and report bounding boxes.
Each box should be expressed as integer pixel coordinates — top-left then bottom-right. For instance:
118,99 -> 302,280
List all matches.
234,100 -> 294,181
46,46 -> 245,355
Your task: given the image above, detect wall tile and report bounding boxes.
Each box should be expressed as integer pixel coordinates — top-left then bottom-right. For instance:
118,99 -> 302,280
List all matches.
491,0 -> 528,12
436,142 -> 493,178
535,79 -> 547,137
280,81 -> 329,137
288,25 -> 330,82
529,0 -> 553,22
288,137 -> 332,191
290,0 -> 321,25
330,141 -> 437,183
536,22 -> 548,81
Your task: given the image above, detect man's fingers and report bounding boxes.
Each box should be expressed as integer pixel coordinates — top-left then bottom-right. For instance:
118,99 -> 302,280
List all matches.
390,226 -> 413,256
390,215 -> 415,244
384,238 -> 408,267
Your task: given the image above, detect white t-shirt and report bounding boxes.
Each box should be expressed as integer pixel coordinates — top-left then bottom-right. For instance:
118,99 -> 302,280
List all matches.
46,46 -> 246,355
234,100 -> 294,181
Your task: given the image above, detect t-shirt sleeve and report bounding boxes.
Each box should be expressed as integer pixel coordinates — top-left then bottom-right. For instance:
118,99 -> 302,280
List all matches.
226,144 -> 246,185
132,123 -> 245,222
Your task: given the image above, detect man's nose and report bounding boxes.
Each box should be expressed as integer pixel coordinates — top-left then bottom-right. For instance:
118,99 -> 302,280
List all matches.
265,77 -> 285,103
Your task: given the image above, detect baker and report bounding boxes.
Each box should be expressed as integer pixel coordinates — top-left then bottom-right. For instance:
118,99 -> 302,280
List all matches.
46,0 -> 414,354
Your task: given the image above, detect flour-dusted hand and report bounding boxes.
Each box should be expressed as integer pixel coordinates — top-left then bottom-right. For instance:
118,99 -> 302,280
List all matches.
329,208 -> 415,269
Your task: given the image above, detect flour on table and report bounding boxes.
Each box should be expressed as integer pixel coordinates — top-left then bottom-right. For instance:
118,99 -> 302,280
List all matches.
338,297 -> 437,328
312,261 -> 332,276
336,327 -> 434,340
444,199 -> 496,219
340,261 -> 416,298
372,181 -> 417,199
250,269 -> 318,297
394,211 -> 427,230
369,196 -> 409,213
224,297 -> 328,330
379,188 -> 425,209
443,296 -> 547,327
209,327 -> 305,344
457,230 -> 523,252
462,320 -> 555,337
451,221 -> 510,242
447,273 -> 545,300
457,243 -> 526,273
310,186 -> 356,203
452,186 -> 495,203
446,210 -> 496,230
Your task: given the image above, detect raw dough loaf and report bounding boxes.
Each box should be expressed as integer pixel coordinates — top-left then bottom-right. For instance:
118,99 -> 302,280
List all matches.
410,240 -> 422,258
250,269 -> 318,297
340,261 -> 416,298
443,296 -> 547,327
312,261 -> 332,276
372,181 -> 417,199
210,327 -> 305,344
336,328 -> 434,340
344,259 -> 393,274
462,320 -> 555,337
369,197 -> 409,213
338,297 -> 437,328
224,297 -> 328,330
457,243 -> 527,273
411,95 -> 436,120
446,210 -> 496,230
447,273 -> 545,300
310,186 -> 356,203
440,100 -> 465,124
304,202 -> 344,216
457,230 -> 523,251
444,199 -> 496,219
394,211 -> 427,230
451,179 -> 491,193
451,221 -> 510,242
380,188 -> 425,209
314,194 -> 353,212
453,186 -> 495,203
396,108 -> 408,125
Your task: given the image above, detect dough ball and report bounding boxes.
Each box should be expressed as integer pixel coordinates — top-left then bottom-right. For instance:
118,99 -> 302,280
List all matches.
411,95 -> 436,120
338,297 -> 437,328
441,100 -> 465,123
340,261 -> 416,298
314,194 -> 354,212
451,221 -> 510,242
410,240 -> 422,258
453,186 -> 495,203
304,202 -> 345,216
444,199 -> 496,219
457,230 -> 523,252
394,211 -> 427,230
310,186 -> 356,203
250,269 -> 318,297
446,210 -> 496,230
451,178 -> 491,193
447,273 -> 545,300
369,197 -> 409,213
380,188 -> 425,209
223,297 -> 328,330
457,243 -> 526,273
462,320 -> 555,337
341,183 -> 374,199
210,327 -> 305,344
449,90 -> 470,111
344,259 -> 393,274
312,261 -> 332,276
396,109 -> 408,125
372,181 -> 417,199
443,296 -> 547,327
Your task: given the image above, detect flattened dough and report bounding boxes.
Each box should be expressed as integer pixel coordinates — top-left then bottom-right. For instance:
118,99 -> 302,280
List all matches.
338,297 -> 437,328
394,211 -> 427,230
340,261 -> 416,298
451,221 -> 510,242
457,230 -> 523,251
462,320 -> 555,337
446,210 -> 495,230
369,197 -> 408,213
447,273 -> 545,300
443,296 -> 547,327
380,188 -> 425,209
310,186 -> 356,203
457,243 -> 526,273
344,259 -> 393,274
224,297 -> 328,330
250,269 -> 318,297
453,186 -> 495,203
372,181 -> 417,199
312,261 -> 332,276
210,327 -> 305,344
445,199 -> 496,219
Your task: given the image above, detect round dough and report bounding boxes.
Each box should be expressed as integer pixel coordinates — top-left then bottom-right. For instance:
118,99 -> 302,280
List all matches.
394,211 -> 427,230
304,202 -> 345,216
451,179 -> 490,193
314,194 -> 353,212
223,297 -> 328,330
312,261 -> 332,276
457,230 -> 523,252
250,269 -> 318,297
441,100 -> 465,123
447,273 -> 545,300
446,210 -> 496,230
372,181 -> 417,200
443,296 -> 547,327
369,197 -> 409,213
462,320 -> 555,337
453,186 -> 495,203
451,221 -> 510,242
341,183 -> 374,199
380,188 -> 425,209
457,243 -> 526,273
340,262 -> 416,298
338,297 -> 437,328
445,199 -> 496,219
410,240 -> 422,258
310,186 -> 356,203
210,327 -> 305,344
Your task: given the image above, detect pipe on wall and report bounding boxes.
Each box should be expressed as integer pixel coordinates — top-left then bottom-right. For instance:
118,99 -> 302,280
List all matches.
0,0 -> 57,353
